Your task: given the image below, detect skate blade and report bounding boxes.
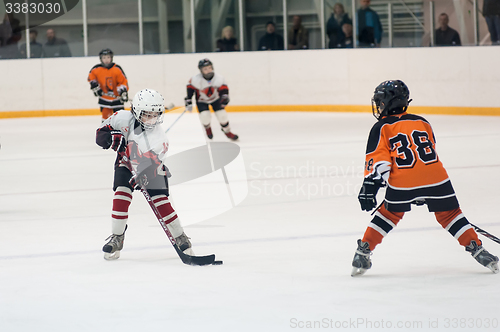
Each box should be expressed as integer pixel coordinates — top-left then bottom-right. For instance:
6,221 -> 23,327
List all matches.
487,261 -> 499,274
104,251 -> 121,260
351,266 -> 368,277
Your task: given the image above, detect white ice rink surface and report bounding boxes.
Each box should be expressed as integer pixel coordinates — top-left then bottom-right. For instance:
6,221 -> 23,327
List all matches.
1,111 -> 499,332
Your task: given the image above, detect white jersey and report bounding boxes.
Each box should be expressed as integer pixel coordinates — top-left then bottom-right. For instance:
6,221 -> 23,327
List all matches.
100,110 -> 169,170
187,73 -> 228,104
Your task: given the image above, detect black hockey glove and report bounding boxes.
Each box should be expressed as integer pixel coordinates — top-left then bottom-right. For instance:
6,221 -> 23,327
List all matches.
109,130 -> 126,152
129,172 -> 149,190
118,87 -> 128,102
184,97 -> 193,112
220,94 -> 229,108
90,81 -> 102,97
358,178 -> 383,212
129,164 -> 156,189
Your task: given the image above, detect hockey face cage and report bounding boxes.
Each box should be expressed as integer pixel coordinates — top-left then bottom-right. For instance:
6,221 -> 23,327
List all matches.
137,108 -> 164,130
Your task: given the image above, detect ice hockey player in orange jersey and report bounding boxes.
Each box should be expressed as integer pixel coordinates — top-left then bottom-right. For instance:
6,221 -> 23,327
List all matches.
351,80 -> 499,276
88,49 -> 129,121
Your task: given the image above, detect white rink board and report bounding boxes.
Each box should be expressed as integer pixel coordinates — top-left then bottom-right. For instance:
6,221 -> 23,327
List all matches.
0,112 -> 499,331
1,46 -> 500,113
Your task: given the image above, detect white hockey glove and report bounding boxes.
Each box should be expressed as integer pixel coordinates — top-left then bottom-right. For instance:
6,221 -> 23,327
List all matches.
90,81 -> 102,97
220,94 -> 229,109
109,130 -> 126,152
184,97 -> 193,112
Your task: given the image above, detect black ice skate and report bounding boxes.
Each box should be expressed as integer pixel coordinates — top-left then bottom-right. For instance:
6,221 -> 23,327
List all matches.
205,126 -> 213,139
351,239 -> 372,277
175,232 -> 193,255
103,225 -> 127,260
465,240 -> 499,274
222,129 -> 239,141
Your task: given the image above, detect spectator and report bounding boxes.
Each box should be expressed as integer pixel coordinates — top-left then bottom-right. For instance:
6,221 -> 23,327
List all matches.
435,13 -> 461,46
0,13 -> 20,47
43,28 -> 72,57
19,30 -> 43,58
288,15 -> 308,49
327,3 -> 352,48
216,26 -> 239,52
258,21 -> 284,51
357,0 -> 383,47
342,23 -> 354,48
483,0 -> 500,45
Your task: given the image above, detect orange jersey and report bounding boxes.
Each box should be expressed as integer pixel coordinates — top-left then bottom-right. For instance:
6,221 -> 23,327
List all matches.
88,63 -> 128,109
364,112 -> 459,212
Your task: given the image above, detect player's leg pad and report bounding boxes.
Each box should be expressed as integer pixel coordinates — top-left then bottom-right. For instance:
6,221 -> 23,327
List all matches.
103,225 -> 127,260
465,240 -> 499,274
351,239 -> 373,277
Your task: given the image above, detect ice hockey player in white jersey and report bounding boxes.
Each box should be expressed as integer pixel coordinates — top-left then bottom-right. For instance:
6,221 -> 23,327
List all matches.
185,58 -> 239,140
96,89 -> 192,260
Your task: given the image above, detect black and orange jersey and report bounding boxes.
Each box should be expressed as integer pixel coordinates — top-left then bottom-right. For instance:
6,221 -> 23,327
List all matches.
88,63 -> 128,109
364,112 -> 459,212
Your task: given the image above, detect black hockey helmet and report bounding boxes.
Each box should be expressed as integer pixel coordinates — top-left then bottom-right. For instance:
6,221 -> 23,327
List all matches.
99,48 -> 114,66
198,58 -> 214,80
371,80 -> 412,120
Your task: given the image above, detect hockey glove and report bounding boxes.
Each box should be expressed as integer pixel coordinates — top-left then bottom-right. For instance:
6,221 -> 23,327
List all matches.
358,178 -> 383,212
120,91 -> 128,103
220,94 -> 229,109
109,130 -> 126,152
129,172 -> 149,190
90,81 -> 102,97
185,97 -> 193,112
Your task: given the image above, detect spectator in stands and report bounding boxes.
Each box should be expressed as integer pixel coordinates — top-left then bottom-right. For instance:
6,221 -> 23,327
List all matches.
327,3 -> 352,48
43,28 -> 72,57
435,13 -> 461,46
258,21 -> 284,51
216,26 -> 239,52
0,13 -> 20,47
357,0 -> 383,47
483,0 -> 500,45
342,23 -> 354,48
19,30 -> 43,58
288,15 -> 308,49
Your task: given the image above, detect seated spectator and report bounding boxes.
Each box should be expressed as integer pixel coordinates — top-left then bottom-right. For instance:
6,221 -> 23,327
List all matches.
341,23 -> 354,48
327,3 -> 352,48
288,15 -> 308,49
43,28 -> 72,57
435,13 -> 461,46
483,0 -> 500,45
216,26 -> 239,52
20,30 -> 43,58
258,21 -> 284,51
357,0 -> 383,47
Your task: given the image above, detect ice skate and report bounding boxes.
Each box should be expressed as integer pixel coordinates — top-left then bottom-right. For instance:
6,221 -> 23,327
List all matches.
222,128 -> 239,141
103,225 -> 127,260
465,240 -> 499,274
205,126 -> 213,139
175,232 -> 194,255
351,239 -> 372,277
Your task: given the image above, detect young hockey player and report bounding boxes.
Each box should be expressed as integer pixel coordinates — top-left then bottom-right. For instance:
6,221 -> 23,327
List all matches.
96,89 -> 192,260
185,58 -> 239,140
88,48 -> 129,121
352,80 -> 499,276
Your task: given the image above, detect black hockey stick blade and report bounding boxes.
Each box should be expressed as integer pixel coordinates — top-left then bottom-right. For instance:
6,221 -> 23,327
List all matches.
174,244 -> 217,266
470,223 -> 500,245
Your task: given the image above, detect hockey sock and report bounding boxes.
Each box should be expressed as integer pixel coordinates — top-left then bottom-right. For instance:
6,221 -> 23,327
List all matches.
199,111 -> 211,128
112,186 -> 132,235
435,208 -> 481,246
362,204 -> 404,250
214,110 -> 231,133
151,195 -> 184,238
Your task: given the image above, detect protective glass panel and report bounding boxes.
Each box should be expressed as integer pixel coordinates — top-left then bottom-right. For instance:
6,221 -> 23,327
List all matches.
87,0 -> 139,56
324,0 -> 354,48
194,0 -> 239,53
286,0 -> 322,50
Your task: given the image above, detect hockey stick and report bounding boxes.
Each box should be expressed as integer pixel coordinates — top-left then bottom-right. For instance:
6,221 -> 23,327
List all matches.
121,154 -> 221,266
470,223 -> 500,245
165,107 -> 187,133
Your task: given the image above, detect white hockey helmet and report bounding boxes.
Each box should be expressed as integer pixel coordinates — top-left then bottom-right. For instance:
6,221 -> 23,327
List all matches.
131,89 -> 165,130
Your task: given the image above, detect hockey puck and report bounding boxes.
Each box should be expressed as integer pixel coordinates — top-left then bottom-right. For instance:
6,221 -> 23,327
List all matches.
212,260 -> 223,265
